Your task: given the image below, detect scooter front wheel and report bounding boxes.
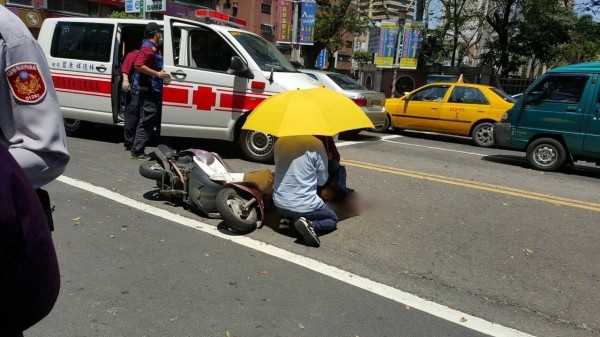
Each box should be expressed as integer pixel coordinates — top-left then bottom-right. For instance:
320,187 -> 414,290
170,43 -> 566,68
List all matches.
216,187 -> 258,233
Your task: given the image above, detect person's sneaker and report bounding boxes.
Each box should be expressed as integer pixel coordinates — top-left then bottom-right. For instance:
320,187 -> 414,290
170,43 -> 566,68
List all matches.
293,217 -> 320,247
124,146 -> 132,151
131,153 -> 150,160
278,217 -> 292,231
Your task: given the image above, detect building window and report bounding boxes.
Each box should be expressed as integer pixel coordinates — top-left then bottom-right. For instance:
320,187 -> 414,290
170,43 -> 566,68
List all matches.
260,24 -> 273,33
261,3 -> 271,14
48,0 -> 89,14
6,0 -> 34,6
337,54 -> 351,62
345,40 -> 353,48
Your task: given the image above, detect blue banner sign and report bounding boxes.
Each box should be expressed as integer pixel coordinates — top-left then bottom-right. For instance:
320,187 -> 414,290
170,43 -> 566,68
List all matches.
299,1 -> 316,45
400,23 -> 423,69
376,21 -> 398,68
315,48 -> 327,68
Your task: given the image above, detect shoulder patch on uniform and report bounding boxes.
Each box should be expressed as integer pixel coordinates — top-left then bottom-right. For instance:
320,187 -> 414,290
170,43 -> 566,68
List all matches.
4,62 -> 47,104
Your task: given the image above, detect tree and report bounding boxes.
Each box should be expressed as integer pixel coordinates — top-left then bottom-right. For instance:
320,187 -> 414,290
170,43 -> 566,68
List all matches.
440,0 -> 486,66
417,28 -> 452,66
352,50 -> 373,64
553,14 -> 600,65
108,11 -> 140,19
479,0 -> 520,76
303,0 -> 368,70
515,0 -> 572,77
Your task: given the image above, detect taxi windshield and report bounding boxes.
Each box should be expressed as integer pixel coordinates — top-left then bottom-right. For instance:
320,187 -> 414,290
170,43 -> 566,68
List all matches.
229,31 -> 297,72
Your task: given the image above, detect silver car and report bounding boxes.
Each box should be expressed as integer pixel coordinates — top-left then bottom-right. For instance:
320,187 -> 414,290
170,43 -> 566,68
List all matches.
300,69 -> 388,134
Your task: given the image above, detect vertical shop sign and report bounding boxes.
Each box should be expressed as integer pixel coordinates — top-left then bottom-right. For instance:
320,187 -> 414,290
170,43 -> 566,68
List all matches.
276,0 -> 293,44
399,23 -> 423,69
298,1 -> 316,45
375,21 -> 398,68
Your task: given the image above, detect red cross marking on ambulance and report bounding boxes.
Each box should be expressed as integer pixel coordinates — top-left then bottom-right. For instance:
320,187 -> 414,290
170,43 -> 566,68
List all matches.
192,86 -> 217,111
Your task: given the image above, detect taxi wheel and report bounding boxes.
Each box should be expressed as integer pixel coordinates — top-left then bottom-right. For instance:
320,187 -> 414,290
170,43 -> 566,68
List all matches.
471,122 -> 495,147
63,118 -> 87,136
371,114 -> 391,133
239,130 -> 276,163
526,138 -> 567,171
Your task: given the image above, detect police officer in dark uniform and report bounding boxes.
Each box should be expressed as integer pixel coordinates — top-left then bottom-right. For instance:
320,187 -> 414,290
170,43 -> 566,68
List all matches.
130,22 -> 171,160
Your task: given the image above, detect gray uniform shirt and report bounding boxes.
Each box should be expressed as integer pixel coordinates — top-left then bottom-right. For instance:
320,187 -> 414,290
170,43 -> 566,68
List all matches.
1,6 -> 69,188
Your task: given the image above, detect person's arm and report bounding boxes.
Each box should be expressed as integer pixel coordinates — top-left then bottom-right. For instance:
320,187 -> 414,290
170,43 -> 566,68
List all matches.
121,72 -> 130,92
315,146 -> 329,187
0,19 -> 70,188
134,49 -> 170,80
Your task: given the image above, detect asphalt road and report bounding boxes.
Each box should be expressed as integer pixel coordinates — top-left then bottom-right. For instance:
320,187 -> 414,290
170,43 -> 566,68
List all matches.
25,125 -> 600,337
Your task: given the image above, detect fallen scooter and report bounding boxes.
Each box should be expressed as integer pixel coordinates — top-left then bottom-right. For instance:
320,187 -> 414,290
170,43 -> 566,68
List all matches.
139,145 -> 274,233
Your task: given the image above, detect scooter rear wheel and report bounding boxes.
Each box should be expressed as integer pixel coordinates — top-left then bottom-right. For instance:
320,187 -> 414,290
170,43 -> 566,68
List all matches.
216,187 -> 258,233
139,160 -> 166,180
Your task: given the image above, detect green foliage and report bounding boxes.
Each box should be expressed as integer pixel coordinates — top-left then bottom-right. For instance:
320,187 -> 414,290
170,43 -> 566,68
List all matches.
352,50 -> 373,64
555,15 -> 600,65
303,0 -> 368,70
108,11 -> 141,19
418,30 -> 452,66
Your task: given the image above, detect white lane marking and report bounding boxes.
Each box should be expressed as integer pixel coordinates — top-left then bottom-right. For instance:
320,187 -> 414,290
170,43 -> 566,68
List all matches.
382,139 -> 488,156
57,175 -> 535,337
337,134 -> 403,147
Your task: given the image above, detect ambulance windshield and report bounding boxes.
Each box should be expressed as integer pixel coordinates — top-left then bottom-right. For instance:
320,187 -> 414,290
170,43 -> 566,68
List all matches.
230,32 -> 297,72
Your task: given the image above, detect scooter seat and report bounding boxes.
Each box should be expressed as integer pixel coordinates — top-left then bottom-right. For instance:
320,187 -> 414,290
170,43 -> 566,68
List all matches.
184,149 -> 215,165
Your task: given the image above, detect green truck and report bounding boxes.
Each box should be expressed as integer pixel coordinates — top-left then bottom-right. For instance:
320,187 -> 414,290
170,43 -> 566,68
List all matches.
493,62 -> 600,171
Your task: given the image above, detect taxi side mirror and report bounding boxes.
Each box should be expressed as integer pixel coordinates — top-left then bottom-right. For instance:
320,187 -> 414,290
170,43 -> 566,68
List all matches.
227,56 -> 254,79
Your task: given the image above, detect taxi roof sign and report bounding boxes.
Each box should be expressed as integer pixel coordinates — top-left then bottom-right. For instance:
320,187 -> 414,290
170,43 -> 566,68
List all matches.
195,9 -> 247,28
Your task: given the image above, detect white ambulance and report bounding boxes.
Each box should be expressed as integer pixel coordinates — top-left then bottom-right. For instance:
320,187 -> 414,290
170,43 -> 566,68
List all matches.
37,12 -> 321,162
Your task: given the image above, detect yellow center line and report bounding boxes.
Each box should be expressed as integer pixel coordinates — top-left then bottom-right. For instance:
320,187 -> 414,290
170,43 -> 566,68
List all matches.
342,159 -> 600,212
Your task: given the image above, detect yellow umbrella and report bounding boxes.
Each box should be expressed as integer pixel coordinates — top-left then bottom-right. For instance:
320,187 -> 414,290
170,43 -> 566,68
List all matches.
242,87 -> 375,137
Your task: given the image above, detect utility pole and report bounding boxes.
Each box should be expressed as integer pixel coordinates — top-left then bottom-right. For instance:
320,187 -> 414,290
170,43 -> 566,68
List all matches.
291,0 -> 300,62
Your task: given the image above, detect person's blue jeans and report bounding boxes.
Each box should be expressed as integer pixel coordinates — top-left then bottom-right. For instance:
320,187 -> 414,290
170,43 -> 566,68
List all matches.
276,204 -> 339,231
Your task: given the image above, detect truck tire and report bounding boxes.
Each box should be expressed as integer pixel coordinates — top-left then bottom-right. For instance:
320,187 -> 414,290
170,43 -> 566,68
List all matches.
239,130 -> 275,163
216,187 -> 258,233
526,138 -> 567,171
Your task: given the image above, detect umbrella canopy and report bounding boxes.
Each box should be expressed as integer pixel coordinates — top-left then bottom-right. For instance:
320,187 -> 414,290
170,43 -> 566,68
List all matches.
242,87 -> 375,137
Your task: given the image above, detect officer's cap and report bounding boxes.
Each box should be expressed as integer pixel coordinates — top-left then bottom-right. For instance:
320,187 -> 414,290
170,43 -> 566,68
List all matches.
145,22 -> 162,34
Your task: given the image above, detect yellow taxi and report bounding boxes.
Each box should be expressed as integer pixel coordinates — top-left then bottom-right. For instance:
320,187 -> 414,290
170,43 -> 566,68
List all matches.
384,83 -> 515,147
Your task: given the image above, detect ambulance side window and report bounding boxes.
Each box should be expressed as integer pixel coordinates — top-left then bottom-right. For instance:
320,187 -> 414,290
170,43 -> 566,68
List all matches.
51,22 -> 113,62
188,29 -> 235,72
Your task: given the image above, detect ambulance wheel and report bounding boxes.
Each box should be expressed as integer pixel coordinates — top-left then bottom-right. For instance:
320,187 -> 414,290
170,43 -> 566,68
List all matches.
216,188 -> 258,233
526,138 -> 567,171
239,130 -> 275,163
63,118 -> 87,136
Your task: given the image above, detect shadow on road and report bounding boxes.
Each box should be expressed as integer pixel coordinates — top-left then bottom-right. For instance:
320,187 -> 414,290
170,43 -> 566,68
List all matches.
69,124 -> 243,160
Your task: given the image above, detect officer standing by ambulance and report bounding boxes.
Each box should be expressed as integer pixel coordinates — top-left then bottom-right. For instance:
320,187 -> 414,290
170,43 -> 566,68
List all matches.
130,22 -> 171,160
0,5 -> 69,336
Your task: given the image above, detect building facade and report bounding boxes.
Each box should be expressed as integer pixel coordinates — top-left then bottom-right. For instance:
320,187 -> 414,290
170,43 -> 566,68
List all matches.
1,0 -> 216,37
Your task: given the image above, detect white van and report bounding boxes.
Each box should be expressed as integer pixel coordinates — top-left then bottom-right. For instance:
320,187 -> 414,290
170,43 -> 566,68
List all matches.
37,15 -> 321,162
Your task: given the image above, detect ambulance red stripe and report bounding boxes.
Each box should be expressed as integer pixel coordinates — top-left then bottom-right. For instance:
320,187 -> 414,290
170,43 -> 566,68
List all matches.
52,75 -> 111,95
